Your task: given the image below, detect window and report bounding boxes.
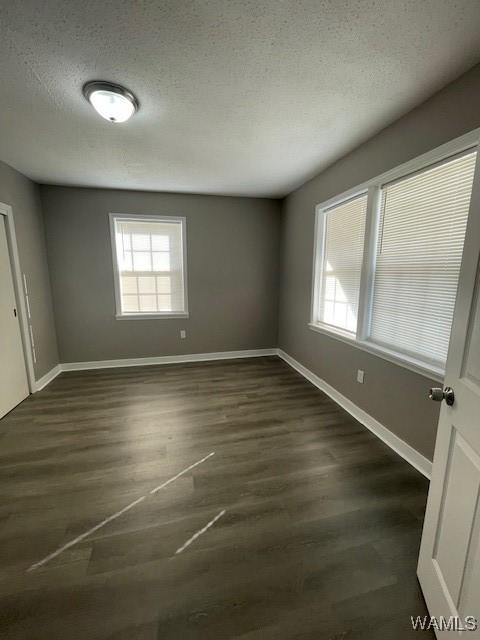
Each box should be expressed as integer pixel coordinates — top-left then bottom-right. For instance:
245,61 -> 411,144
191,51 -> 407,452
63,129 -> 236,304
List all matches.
314,193 -> 367,334
311,137 -> 478,377
370,152 -> 476,366
110,215 -> 188,318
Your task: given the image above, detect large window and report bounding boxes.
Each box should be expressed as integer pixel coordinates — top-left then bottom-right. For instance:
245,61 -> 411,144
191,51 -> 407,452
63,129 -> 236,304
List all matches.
110,215 -> 188,318
311,140 -> 478,377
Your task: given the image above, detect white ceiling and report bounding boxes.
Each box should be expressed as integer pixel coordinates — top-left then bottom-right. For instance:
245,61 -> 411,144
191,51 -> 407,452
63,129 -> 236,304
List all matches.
1,1 -> 480,198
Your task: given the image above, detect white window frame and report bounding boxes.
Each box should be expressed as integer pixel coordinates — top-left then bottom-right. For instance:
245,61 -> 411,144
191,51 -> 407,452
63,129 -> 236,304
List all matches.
311,189 -> 370,339
310,129 -> 480,382
109,213 -> 189,320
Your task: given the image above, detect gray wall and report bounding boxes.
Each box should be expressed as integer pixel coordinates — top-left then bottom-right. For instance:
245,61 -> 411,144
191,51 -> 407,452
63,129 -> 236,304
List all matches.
278,64 -> 480,461
0,161 -> 59,379
41,186 -> 281,363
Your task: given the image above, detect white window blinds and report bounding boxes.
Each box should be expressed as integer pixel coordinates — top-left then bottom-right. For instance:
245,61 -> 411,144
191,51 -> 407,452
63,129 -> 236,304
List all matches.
113,217 -> 186,316
369,151 -> 477,366
317,193 -> 367,334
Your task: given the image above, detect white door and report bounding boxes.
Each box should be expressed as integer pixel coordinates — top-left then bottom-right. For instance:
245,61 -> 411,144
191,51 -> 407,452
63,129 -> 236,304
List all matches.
0,215 -> 29,418
418,148 -> 480,637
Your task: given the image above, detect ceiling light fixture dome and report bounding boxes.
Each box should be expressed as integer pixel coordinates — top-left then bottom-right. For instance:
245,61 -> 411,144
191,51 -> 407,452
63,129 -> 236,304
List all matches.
83,81 -> 139,123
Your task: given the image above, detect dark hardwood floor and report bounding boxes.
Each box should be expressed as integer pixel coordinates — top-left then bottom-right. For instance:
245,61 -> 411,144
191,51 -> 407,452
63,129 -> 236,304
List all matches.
0,356 -> 433,639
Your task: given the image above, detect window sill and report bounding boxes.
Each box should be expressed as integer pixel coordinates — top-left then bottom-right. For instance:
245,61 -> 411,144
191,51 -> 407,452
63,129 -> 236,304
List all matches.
116,312 -> 189,320
308,322 -> 444,382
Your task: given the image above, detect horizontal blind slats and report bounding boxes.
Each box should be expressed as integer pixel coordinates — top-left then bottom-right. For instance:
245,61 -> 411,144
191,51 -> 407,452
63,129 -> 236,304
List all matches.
370,151 -> 476,364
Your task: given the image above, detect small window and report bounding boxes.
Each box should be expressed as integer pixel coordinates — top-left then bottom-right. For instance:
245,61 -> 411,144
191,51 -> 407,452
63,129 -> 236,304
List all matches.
313,193 -> 367,334
110,215 -> 188,318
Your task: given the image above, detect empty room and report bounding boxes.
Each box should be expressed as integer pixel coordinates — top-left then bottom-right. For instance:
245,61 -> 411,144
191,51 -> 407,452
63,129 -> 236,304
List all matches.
1,1 -> 480,638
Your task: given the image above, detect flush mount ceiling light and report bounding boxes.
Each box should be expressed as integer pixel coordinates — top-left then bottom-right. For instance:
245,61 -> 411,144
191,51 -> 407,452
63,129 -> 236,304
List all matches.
83,81 -> 139,123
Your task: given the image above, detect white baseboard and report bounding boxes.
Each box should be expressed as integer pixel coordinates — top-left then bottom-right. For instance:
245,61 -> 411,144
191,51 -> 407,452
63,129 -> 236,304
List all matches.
277,349 -> 432,479
59,348 -> 277,372
34,364 -> 62,391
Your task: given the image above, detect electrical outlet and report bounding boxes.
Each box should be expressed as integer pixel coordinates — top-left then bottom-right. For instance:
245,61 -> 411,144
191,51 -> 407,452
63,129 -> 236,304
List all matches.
357,369 -> 365,384
180,330 -> 186,339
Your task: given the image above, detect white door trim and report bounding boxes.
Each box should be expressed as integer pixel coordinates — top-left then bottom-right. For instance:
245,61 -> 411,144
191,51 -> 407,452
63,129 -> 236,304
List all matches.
0,202 -> 35,393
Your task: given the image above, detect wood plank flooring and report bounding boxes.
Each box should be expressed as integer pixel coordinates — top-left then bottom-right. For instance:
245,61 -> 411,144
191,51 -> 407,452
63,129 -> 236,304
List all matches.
0,356 -> 433,639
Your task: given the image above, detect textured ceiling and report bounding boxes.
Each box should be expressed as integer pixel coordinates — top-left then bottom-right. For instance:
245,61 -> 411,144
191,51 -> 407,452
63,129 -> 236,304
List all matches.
1,1 -> 480,198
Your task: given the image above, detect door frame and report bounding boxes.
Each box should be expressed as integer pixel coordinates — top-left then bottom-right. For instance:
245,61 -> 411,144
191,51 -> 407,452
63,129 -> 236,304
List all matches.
0,202 -> 36,393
